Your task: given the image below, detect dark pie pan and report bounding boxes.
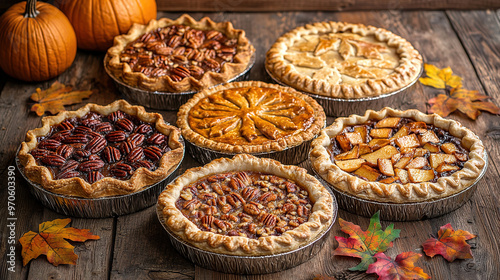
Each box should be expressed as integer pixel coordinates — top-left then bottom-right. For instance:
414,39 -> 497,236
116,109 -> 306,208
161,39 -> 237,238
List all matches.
104,53 -> 255,110
156,187 -> 338,274
185,136 -> 318,166
310,151 -> 488,221
266,65 -> 423,117
15,139 -> 185,218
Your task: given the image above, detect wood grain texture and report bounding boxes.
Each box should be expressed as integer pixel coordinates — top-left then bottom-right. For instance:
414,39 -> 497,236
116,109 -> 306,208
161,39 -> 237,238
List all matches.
0,9 -> 499,280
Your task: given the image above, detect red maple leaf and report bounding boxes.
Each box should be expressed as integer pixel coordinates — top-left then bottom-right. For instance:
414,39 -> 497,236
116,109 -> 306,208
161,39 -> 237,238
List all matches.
422,223 -> 476,262
367,252 -> 430,280
334,211 -> 401,271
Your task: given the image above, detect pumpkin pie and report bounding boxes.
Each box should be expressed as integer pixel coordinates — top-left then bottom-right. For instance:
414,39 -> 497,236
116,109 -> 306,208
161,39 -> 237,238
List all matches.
106,14 -> 255,92
266,22 -> 422,99
18,100 -> 184,198
177,81 -> 326,155
158,154 -> 334,256
309,107 -> 486,203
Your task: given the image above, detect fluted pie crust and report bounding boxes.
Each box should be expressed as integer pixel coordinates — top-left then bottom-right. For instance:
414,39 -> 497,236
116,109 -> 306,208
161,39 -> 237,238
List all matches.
266,22 -> 422,99
18,100 -> 184,198
158,154 -> 334,256
177,81 -> 326,154
309,108 -> 486,203
106,14 -> 255,92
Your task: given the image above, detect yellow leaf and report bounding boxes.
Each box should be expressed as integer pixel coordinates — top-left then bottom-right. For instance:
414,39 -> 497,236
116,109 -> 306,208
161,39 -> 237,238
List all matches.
30,82 -> 94,116
419,64 -> 462,89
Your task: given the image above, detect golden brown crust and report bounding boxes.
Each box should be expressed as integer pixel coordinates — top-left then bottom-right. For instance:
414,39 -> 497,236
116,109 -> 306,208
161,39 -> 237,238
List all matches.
177,81 -> 326,154
309,107 -> 486,203
266,22 -> 422,99
158,154 -> 334,256
18,100 -> 184,198
106,14 -> 255,92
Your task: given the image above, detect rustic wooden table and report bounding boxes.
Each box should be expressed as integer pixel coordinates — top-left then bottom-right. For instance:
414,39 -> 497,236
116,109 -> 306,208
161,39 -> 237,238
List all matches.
1,10 -> 499,280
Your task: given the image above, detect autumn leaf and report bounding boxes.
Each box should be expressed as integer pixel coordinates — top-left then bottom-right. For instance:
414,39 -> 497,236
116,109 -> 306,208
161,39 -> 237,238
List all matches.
334,211 -> 401,271
19,218 -> 100,266
419,64 -> 462,89
366,252 -> 430,280
427,86 -> 500,119
30,81 -> 94,116
422,223 -> 476,262
313,275 -> 337,280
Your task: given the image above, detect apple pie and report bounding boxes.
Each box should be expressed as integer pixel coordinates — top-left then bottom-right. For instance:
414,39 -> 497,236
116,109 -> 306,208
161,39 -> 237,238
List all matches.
18,100 -> 184,198
266,22 -> 422,99
158,154 -> 334,256
310,107 -> 486,203
106,14 -> 255,92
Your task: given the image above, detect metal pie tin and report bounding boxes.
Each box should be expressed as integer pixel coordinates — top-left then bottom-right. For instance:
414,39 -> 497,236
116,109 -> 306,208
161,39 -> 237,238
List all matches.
186,137 -> 316,166
310,152 -> 488,221
104,53 -> 255,110
156,188 -> 338,274
15,140 -> 185,218
266,66 -> 423,117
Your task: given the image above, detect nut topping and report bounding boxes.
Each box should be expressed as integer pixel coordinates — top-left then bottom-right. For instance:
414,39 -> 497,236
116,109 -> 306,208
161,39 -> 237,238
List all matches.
175,171 -> 312,239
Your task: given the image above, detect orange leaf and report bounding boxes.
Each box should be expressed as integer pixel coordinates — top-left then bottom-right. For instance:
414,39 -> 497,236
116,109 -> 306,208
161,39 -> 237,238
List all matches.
313,275 -> 337,280
30,81 -> 94,116
367,252 -> 430,280
419,64 -> 462,89
422,223 -> 476,262
427,85 -> 500,120
19,218 -> 100,266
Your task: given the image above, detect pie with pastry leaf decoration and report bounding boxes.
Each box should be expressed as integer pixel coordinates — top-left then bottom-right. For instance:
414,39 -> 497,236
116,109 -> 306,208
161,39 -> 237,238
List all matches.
266,22 -> 423,99
106,14 -> 255,92
309,107 -> 486,203
157,154 -> 335,256
18,100 -> 184,198
177,81 -> 326,154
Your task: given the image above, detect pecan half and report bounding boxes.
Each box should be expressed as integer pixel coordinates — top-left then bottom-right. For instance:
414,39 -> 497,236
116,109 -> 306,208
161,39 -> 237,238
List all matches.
108,111 -> 125,122
111,163 -> 133,178
38,139 -> 62,150
243,203 -> 260,216
103,146 -> 121,163
127,133 -> 145,146
74,126 -> 92,134
214,219 -> 232,231
144,146 -> 163,161
126,147 -> 144,162
58,121 -> 74,131
60,159 -> 79,173
86,136 -> 107,154
41,154 -> 66,167
95,122 -> 113,133
64,134 -> 88,144
241,187 -> 260,201
120,141 -> 136,155
31,149 -> 51,159
135,124 -> 153,134
78,159 -> 105,172
261,213 -> 277,227
74,150 -> 91,161
147,133 -> 165,145
115,118 -> 135,132
57,170 -> 80,179
56,144 -> 74,159
88,171 -> 104,184
51,130 -> 71,142
106,131 -> 127,142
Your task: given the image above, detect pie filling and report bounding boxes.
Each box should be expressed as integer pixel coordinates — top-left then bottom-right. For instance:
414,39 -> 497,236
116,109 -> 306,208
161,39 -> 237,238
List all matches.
119,24 -> 239,80
329,117 -> 469,183
187,86 -> 316,145
30,111 -> 171,183
175,171 -> 313,239
284,32 -> 399,85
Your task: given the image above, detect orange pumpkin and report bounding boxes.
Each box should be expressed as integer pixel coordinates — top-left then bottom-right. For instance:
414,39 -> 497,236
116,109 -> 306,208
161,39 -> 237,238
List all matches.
0,0 -> 77,82
56,0 -> 157,52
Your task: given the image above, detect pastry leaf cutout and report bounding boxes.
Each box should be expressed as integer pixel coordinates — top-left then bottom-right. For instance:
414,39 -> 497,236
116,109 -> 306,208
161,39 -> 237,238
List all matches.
422,223 -> 476,262
334,211 -> 401,271
421,64 -> 500,120
19,218 -> 100,266
366,252 -> 431,280
30,81 -> 94,116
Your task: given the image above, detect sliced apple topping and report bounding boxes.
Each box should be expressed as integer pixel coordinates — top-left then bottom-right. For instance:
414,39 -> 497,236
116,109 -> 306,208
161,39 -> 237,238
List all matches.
370,128 -> 392,139
378,158 -> 395,176
354,165 -> 381,182
329,116 -> 469,184
361,145 -> 398,166
375,117 -> 401,128
335,158 -> 366,172
408,169 -> 435,183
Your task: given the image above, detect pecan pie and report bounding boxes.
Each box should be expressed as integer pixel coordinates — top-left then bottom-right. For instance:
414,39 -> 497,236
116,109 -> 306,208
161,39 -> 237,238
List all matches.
266,22 -> 422,99
177,81 -> 326,154
106,14 -> 255,92
18,100 -> 184,198
158,154 -> 334,256
310,108 -> 486,203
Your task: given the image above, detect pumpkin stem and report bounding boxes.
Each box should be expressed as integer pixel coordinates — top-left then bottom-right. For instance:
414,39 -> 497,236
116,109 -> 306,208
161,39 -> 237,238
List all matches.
24,0 -> 39,18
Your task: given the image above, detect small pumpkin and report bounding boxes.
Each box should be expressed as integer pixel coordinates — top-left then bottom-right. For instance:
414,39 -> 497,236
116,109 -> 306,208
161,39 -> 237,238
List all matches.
0,0 -> 77,82
56,0 -> 157,52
